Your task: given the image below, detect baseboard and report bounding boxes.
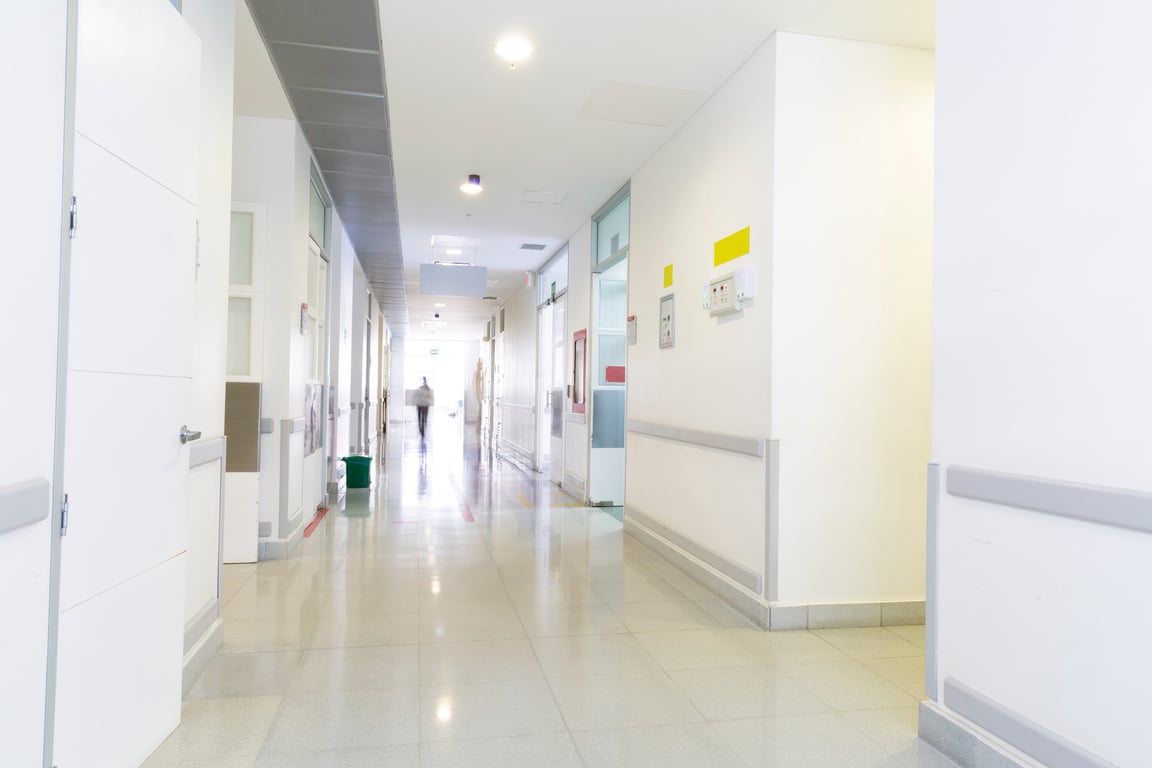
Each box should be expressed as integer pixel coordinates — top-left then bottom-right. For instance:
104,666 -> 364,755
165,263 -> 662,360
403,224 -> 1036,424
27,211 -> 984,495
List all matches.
181,617 -> 222,696
920,684 -> 1117,768
624,518 -> 769,628
496,438 -> 536,475
768,600 -> 925,631
258,516 -> 305,560
562,471 -> 585,502
623,513 -> 924,633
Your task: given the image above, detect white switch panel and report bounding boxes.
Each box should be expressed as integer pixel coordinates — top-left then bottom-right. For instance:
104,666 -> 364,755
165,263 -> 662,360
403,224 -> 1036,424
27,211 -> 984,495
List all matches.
708,273 -> 739,316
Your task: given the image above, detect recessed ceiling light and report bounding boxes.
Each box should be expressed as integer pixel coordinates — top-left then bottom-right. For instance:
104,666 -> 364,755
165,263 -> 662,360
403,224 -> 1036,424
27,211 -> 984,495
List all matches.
495,35 -> 533,67
445,248 -> 463,256
433,260 -> 474,267
434,302 -> 446,308
459,174 -> 483,195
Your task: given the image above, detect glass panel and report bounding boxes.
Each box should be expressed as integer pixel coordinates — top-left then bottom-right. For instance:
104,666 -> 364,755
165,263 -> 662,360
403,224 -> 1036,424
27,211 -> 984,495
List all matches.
537,245 -> 569,304
572,337 -> 586,408
316,260 -> 327,319
552,295 -> 566,347
598,334 -> 626,385
598,279 -> 627,330
591,389 -> 626,448
307,248 -> 318,309
228,211 -> 253,286
596,196 -> 629,264
309,182 -> 326,244
308,317 -> 319,380
226,297 -> 251,376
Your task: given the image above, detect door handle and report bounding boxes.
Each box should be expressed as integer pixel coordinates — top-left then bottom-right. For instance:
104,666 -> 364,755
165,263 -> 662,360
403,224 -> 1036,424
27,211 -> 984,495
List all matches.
179,425 -> 202,444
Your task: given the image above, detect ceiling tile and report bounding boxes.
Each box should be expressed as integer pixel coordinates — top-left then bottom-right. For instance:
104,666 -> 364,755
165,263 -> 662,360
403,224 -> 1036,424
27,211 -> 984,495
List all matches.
269,42 -> 384,94
288,88 -> 389,128
316,148 -> 393,176
325,170 -> 396,194
249,0 -> 381,51
332,188 -> 402,209
301,121 -> 390,154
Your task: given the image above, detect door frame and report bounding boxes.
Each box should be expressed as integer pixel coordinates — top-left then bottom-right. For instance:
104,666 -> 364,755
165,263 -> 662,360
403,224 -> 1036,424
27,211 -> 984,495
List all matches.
41,2 -> 81,764
586,248 -> 629,506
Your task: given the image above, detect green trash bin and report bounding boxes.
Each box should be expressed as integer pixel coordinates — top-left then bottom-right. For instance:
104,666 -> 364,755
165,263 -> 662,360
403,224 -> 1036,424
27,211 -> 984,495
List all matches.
342,456 -> 372,488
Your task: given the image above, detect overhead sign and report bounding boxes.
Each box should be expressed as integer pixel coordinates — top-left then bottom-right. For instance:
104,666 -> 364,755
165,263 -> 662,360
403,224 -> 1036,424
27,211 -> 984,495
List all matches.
420,263 -> 488,297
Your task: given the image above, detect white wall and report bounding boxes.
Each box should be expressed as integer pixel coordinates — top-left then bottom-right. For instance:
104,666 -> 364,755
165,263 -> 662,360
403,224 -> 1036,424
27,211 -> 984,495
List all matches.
349,259 -> 370,448
627,32 -> 933,603
932,1 -> 1152,764
770,33 -> 933,604
497,285 -> 539,463
0,4 -> 67,764
563,222 -> 593,491
327,214 -> 356,483
230,116 -> 315,543
628,36 -> 776,577
232,116 -> 294,540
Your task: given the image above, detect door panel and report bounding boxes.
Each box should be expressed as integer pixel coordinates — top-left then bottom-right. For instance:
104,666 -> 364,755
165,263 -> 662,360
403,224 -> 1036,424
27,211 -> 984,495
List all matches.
588,258 -> 627,505
60,371 -> 189,610
74,0 -> 200,202
69,136 -> 196,378
56,0 -> 201,763
54,556 -> 184,768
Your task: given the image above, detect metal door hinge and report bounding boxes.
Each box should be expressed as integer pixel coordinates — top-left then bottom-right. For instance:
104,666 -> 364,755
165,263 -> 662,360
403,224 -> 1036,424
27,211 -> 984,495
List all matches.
68,196 -> 78,239
60,493 -> 70,536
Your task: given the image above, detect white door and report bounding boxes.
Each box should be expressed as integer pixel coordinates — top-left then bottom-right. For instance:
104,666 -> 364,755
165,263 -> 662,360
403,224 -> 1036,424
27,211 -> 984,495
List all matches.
536,303 -> 553,470
588,256 -> 628,505
54,1 -> 201,766
549,294 -> 567,486
0,4 -> 69,766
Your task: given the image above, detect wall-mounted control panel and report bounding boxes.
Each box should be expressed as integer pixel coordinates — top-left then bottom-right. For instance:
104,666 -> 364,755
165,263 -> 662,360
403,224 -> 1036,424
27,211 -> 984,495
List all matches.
704,266 -> 755,316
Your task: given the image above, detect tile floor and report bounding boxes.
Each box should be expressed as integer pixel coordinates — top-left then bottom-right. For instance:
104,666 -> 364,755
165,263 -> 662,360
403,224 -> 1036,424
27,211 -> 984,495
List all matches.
144,421 -> 956,767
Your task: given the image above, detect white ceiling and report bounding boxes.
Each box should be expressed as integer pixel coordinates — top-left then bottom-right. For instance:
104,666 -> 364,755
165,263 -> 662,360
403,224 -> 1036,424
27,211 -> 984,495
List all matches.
379,0 -> 934,340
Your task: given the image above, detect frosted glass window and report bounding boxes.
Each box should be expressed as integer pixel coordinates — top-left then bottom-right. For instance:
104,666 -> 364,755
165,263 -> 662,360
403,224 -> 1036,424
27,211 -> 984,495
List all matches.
227,297 -> 251,376
229,212 -> 254,286
316,259 -> 327,318
537,245 -> 569,304
596,196 -> 629,264
309,182 -> 327,244
598,335 -> 626,385
598,279 -> 627,330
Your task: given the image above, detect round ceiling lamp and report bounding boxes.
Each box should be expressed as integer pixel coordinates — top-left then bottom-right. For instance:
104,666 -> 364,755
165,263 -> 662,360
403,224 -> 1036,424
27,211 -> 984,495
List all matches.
459,174 -> 483,195
495,35 -> 533,68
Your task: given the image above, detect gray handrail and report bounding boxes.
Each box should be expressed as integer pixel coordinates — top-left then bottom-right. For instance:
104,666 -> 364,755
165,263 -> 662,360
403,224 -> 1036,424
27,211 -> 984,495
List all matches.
947,465 -> 1152,534
0,478 -> 51,536
627,419 -> 764,458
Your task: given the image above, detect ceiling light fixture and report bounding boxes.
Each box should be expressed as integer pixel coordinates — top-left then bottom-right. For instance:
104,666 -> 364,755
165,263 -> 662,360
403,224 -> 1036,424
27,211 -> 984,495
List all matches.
495,35 -> 533,68
445,248 -> 463,256
459,174 -> 483,195
433,260 -> 474,267
434,302 -> 446,308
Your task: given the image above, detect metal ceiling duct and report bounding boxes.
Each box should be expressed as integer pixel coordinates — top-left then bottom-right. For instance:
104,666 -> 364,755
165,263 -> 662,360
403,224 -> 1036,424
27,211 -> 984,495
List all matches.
245,0 -> 409,336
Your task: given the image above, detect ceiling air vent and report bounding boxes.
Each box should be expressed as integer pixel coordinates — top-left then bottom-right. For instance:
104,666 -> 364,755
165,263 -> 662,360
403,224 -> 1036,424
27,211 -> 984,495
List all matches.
519,243 -> 547,251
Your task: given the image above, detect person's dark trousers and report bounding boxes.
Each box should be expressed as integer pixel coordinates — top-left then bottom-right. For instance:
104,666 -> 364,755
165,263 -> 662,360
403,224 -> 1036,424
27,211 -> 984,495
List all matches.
417,406 -> 428,436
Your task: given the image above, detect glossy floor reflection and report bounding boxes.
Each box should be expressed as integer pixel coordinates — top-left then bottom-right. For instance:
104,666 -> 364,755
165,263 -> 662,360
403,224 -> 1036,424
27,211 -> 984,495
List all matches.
146,419 -> 956,767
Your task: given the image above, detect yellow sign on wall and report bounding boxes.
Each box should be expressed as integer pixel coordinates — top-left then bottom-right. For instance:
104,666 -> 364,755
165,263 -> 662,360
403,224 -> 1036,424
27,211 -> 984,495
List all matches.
663,264 -> 673,288
714,226 -> 750,267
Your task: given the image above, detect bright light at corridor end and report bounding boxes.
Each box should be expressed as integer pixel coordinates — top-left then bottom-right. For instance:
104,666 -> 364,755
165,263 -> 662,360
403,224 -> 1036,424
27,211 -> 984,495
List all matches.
495,34 -> 533,67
